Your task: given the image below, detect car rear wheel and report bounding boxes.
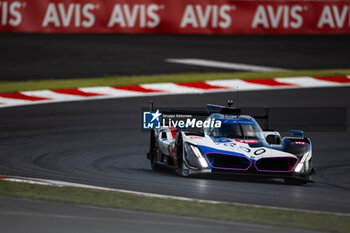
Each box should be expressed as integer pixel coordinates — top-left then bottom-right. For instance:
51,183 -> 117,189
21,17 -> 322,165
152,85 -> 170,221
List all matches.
149,130 -> 161,171
150,152 -> 161,171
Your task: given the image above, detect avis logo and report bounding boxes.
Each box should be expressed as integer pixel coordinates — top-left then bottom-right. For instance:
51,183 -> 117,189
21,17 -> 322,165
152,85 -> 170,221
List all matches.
143,109 -> 161,129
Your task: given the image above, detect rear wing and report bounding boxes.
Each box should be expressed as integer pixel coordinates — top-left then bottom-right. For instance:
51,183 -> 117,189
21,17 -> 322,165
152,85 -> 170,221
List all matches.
206,103 -> 270,130
252,108 -> 270,130
149,101 -> 210,116
149,101 -> 270,130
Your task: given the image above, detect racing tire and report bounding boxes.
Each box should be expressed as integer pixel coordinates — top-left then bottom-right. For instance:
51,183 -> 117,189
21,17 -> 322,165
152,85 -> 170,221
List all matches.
284,177 -> 308,185
149,130 -> 161,171
150,153 -> 161,171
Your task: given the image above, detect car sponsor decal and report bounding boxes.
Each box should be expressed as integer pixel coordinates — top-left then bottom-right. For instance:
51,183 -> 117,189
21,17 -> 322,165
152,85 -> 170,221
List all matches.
235,139 -> 259,144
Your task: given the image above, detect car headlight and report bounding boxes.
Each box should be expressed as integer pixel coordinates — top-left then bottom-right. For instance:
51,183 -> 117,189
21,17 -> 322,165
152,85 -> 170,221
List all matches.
184,143 -> 209,169
294,151 -> 312,173
294,163 -> 304,173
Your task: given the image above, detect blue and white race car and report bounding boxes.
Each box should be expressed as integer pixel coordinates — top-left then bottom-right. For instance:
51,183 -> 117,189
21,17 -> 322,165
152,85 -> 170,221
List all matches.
147,103 -> 313,185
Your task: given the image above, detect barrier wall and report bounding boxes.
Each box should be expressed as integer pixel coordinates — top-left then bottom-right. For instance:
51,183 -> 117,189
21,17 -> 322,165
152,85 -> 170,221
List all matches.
0,0 -> 349,34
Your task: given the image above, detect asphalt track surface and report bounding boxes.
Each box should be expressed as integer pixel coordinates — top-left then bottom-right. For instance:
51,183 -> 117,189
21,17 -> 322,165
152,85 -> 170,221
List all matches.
0,197 -> 318,233
1,34 -> 350,80
0,87 -> 349,215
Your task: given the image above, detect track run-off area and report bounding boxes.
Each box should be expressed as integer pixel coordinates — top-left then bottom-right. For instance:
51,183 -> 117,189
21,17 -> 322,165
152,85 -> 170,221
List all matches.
0,75 -> 349,108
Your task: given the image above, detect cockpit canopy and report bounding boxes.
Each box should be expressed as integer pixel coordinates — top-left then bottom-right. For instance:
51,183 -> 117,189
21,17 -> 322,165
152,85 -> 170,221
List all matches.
204,114 -> 264,140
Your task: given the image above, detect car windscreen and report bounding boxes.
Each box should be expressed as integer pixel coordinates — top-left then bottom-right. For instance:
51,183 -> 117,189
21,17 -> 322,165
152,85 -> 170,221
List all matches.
209,120 -> 264,140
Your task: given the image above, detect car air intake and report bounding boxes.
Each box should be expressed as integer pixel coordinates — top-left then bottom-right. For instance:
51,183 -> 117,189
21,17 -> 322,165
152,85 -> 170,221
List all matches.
255,157 -> 298,172
205,153 -> 251,170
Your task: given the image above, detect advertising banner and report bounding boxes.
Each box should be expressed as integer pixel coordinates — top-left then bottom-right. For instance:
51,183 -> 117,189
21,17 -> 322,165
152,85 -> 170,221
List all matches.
1,0 -> 349,34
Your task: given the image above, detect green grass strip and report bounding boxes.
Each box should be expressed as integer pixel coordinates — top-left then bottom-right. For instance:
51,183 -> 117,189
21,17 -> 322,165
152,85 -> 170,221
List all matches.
0,69 -> 349,93
0,180 -> 349,232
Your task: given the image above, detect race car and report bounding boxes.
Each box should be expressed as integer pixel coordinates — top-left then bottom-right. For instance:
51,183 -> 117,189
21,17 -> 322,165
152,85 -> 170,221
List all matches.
146,103 -> 313,185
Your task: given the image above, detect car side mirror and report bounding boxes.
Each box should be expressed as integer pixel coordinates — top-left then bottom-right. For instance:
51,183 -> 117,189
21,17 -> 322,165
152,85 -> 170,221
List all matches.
266,135 -> 281,144
263,131 -> 281,145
